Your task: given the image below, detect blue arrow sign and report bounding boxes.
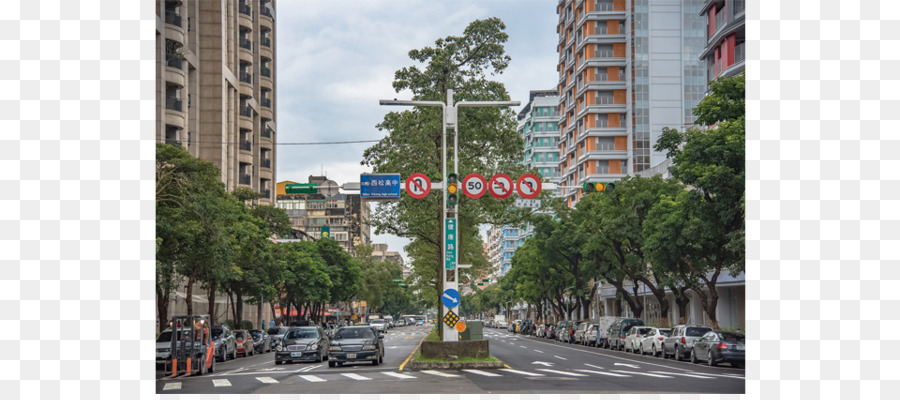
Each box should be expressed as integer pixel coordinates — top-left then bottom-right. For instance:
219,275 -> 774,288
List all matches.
441,289 -> 460,309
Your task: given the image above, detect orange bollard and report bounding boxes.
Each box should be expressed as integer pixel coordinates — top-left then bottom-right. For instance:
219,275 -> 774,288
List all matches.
186,358 -> 191,376
171,359 -> 177,377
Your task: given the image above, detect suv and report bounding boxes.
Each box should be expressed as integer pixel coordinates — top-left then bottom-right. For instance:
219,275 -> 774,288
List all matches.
606,318 -> 644,350
662,325 -> 713,361
211,325 -> 237,362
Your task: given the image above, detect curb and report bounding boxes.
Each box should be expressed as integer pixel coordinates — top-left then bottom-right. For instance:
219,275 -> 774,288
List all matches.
398,327 -> 432,371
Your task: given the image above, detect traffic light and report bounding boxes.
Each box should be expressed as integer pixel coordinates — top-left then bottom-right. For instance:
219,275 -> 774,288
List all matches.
582,182 -> 616,193
447,173 -> 458,206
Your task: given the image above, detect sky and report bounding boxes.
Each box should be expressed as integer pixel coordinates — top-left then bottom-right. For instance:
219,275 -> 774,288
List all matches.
275,0 -> 560,262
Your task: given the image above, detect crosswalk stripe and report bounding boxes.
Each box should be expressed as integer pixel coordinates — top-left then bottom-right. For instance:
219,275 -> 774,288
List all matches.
382,372 -> 416,379
420,370 -> 460,377
299,375 -> 326,382
462,369 -> 502,377
574,369 -> 631,377
502,369 -> 545,377
341,373 -> 372,381
256,377 -> 279,384
163,382 -> 181,391
212,379 -> 232,387
611,370 -> 672,378
536,369 -> 588,377
649,371 -> 715,379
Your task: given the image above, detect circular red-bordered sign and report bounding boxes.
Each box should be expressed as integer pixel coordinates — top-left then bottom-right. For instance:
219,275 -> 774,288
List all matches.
488,173 -> 513,199
405,173 -> 431,199
462,173 -> 488,199
516,173 -> 542,199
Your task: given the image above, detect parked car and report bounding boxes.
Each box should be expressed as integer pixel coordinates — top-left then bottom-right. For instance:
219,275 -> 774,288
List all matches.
328,326 -> 384,367
637,327 -> 671,356
536,324 -> 547,338
585,324 -> 601,347
606,318 -> 644,350
155,328 -> 188,368
274,326 -> 330,365
555,321 -> 568,342
573,322 -> 590,345
690,331 -> 745,367
662,325 -> 713,361
369,319 -> 387,333
547,324 -> 557,340
562,321 -> 577,343
268,326 -> 290,350
594,316 -> 619,348
249,329 -> 271,353
498,320 -> 508,329
384,316 -> 394,329
233,330 -> 255,357
211,325 -> 237,362
624,326 -> 654,353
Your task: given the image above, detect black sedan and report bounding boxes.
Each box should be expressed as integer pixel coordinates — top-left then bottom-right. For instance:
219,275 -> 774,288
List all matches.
249,329 -> 271,353
327,326 -> 384,367
274,326 -> 330,365
690,330 -> 745,367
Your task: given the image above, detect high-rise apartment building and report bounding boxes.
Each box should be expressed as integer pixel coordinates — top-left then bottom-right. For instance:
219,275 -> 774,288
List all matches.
156,0 -> 277,204
274,177 -> 371,254
555,0 -> 705,207
700,0 -> 745,84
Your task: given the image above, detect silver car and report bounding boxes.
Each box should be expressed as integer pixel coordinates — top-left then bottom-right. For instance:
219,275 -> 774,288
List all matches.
624,326 -> 654,353
638,327 -> 671,356
662,325 -> 713,361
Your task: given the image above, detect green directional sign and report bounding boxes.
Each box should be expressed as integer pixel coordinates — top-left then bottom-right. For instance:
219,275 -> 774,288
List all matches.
445,218 -> 456,270
285,183 -> 317,194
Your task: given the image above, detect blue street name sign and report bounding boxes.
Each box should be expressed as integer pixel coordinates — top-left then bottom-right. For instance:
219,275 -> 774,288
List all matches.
442,289 -> 460,309
445,218 -> 456,270
360,173 -> 401,199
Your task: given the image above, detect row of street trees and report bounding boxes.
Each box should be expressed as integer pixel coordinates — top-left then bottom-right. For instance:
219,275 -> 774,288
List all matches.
155,144 -> 365,331
463,74 -> 745,330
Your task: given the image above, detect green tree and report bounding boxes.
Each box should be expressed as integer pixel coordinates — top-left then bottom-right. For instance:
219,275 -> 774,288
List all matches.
361,18 -> 532,338
354,244 -> 402,313
277,241 -> 332,323
316,238 -> 361,322
650,73 -> 745,329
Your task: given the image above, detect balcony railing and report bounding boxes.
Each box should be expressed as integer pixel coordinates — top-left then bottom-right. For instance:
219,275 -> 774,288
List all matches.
261,128 -> 272,138
261,7 -> 273,18
165,10 -> 182,27
261,66 -> 271,77
240,106 -> 252,118
715,11 -> 726,33
734,0 -> 745,15
165,97 -> 182,112
239,37 -> 252,50
166,54 -> 182,69
261,99 -> 271,108
734,42 -> 745,64
261,37 -> 271,48
261,159 -> 271,168
240,72 -> 252,84
239,174 -> 252,185
239,3 -> 252,17
240,140 -> 252,151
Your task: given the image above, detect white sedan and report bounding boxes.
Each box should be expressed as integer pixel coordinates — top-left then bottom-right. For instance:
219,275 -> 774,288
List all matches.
623,326 -> 654,353
638,327 -> 672,356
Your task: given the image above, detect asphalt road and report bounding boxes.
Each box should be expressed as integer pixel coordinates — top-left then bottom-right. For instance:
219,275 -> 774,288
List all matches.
156,325 -> 744,394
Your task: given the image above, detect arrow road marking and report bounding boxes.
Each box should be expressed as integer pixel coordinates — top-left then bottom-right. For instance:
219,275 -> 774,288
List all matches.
536,369 -> 588,377
574,369 -> 631,377
554,355 -> 568,360
614,363 -> 640,369
532,361 -> 555,367
212,379 -> 232,387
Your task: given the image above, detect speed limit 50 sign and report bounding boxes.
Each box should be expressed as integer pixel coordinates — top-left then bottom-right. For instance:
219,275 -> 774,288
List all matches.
462,173 -> 487,198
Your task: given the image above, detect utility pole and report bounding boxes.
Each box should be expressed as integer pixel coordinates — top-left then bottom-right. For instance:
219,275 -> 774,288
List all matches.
380,90 -> 518,342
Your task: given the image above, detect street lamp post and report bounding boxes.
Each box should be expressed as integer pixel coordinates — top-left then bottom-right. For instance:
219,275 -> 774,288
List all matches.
380,90 -> 519,343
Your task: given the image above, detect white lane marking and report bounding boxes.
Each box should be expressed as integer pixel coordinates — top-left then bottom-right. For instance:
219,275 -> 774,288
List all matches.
212,379 -> 232,387
420,370 -> 460,377
584,363 -> 605,369
503,369 -> 545,377
256,377 -> 279,384
650,371 -> 715,379
612,370 -> 672,378
534,350 -> 544,353
536,369 -> 588,377
574,369 -> 631,377
462,369 -> 502,377
299,375 -> 326,382
382,372 -> 416,379
614,363 -> 640,369
554,355 -> 567,360
532,361 -> 554,366
688,371 -> 745,380
341,373 -> 372,381
163,382 -> 181,391
520,345 -> 527,349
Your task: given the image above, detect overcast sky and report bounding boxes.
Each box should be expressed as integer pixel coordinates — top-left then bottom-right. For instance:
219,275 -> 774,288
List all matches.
275,0 -> 559,262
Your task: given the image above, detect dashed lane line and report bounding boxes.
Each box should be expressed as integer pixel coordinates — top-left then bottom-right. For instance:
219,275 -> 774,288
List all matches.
534,350 -> 544,353
536,369 -> 588,377
574,369 -> 631,377
650,371 -> 715,379
584,363 -> 605,369
554,355 -> 568,360
212,379 -> 232,387
462,369 -> 502,377
611,370 -> 672,379
520,345 -> 527,349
